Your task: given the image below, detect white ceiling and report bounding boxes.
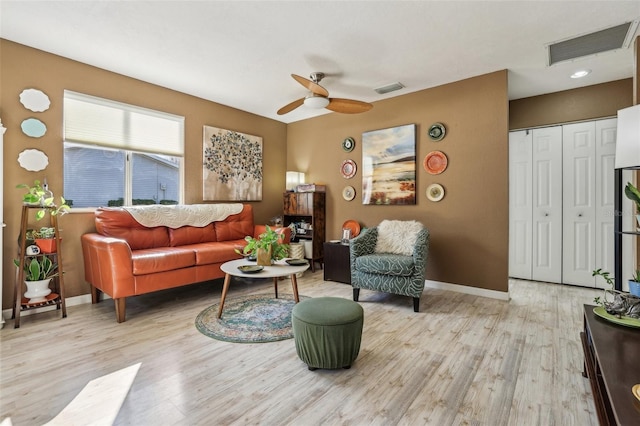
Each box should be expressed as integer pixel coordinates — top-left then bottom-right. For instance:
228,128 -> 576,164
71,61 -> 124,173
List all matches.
1,1 -> 639,124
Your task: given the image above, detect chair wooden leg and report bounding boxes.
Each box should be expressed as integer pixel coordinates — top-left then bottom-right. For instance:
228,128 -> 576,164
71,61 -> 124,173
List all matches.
413,297 -> 420,312
91,285 -> 101,304
114,298 -> 126,323
353,288 -> 360,302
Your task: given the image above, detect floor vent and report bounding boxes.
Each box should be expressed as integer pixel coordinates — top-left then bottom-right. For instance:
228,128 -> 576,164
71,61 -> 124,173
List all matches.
548,21 -> 638,65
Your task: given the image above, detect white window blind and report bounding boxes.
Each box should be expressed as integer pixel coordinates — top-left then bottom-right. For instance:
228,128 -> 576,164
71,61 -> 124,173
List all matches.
63,90 -> 184,156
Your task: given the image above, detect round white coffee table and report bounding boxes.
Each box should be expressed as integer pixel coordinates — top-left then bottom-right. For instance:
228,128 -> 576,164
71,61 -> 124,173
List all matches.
217,258 -> 310,318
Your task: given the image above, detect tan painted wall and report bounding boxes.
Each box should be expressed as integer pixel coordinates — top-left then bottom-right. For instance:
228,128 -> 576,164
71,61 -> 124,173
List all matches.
509,79 -> 632,130
287,71 -> 510,292
1,40 -> 287,308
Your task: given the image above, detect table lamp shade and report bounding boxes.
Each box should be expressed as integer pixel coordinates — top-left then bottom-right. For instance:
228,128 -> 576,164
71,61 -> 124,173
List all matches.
286,171 -> 305,191
615,104 -> 640,169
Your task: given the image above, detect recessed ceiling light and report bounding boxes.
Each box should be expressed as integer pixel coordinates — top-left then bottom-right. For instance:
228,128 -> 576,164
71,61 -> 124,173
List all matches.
570,69 -> 591,79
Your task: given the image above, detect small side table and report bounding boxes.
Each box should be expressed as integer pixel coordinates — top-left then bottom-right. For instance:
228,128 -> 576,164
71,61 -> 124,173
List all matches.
323,242 -> 351,284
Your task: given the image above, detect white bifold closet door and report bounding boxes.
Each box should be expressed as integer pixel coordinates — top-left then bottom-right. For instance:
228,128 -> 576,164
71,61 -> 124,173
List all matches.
562,119 -> 619,288
508,126 -> 562,283
510,118 -> 633,288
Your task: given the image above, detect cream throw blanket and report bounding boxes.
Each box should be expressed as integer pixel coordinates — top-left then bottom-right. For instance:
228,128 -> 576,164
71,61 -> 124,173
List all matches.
122,204 -> 244,228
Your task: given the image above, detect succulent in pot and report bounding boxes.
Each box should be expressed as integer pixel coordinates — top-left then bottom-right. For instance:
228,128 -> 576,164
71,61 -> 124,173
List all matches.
30,227 -> 58,253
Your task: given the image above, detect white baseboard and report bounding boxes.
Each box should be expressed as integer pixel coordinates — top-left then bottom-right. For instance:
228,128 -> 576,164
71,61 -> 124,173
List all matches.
1,293 -> 100,327
424,279 -> 510,301
1,281 -> 508,327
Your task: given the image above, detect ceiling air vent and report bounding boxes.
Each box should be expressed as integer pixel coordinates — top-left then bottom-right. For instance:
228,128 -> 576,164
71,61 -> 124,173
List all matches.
374,82 -> 405,95
548,21 -> 639,65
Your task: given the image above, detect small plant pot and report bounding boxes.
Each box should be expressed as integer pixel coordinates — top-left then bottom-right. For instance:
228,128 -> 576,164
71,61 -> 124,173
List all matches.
24,278 -> 52,303
629,280 -> 640,297
256,247 -> 272,266
35,238 -> 58,254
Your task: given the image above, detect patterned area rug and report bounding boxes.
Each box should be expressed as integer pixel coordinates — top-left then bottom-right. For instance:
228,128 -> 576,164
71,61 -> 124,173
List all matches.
195,294 -> 307,343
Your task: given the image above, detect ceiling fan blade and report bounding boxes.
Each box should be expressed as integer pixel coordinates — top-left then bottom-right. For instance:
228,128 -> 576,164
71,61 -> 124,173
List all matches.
277,98 -> 305,115
291,74 -> 329,97
326,98 -> 373,114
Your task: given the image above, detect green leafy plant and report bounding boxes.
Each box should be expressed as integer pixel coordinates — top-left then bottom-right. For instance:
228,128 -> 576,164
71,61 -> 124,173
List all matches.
13,256 -> 59,281
592,268 -> 614,305
17,180 -> 70,220
239,226 -> 289,261
631,269 -> 640,283
625,182 -> 640,211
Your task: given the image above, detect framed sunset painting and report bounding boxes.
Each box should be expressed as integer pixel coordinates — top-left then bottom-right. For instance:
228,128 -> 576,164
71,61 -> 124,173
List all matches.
361,124 -> 416,205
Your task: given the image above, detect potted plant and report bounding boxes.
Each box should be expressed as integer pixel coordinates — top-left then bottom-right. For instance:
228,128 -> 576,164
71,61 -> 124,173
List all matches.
31,227 -> 58,253
239,226 -> 289,266
629,270 -> 640,297
624,182 -> 640,229
13,256 -> 59,303
17,179 -> 70,220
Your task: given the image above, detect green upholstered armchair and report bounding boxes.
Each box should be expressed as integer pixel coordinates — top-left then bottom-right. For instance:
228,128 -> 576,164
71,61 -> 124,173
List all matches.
349,221 -> 429,312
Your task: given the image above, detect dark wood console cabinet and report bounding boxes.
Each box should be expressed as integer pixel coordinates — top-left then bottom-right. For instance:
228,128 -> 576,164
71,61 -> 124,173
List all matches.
580,304 -> 640,425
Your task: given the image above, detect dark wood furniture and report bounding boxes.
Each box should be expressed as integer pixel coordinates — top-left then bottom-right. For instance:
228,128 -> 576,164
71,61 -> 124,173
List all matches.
580,304 -> 640,425
12,205 -> 67,328
283,192 -> 325,272
323,242 -> 351,284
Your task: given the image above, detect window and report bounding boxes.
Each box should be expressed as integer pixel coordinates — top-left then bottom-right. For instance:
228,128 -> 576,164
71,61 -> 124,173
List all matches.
63,91 -> 184,208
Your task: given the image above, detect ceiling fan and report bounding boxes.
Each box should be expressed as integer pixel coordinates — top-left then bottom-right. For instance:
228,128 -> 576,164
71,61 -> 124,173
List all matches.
277,72 -> 373,115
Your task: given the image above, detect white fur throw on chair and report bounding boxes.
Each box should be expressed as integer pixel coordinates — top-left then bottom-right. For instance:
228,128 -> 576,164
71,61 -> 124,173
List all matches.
375,220 -> 424,256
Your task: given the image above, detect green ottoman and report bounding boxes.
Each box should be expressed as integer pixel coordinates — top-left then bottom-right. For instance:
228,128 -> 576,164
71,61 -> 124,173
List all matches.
292,297 -> 364,370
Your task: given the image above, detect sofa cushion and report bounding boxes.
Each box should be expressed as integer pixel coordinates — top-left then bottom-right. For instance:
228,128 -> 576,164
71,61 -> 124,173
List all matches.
187,241 -> 245,265
375,220 -> 423,255
355,253 -> 415,277
169,224 -> 217,246
214,204 -> 254,241
95,208 -> 170,250
131,247 -> 196,275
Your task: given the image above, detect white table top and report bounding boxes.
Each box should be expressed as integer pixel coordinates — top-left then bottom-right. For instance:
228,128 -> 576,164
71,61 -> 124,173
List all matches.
220,258 -> 310,278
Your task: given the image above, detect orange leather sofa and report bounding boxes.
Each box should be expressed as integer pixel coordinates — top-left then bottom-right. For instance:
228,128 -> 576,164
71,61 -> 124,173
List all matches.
81,204 -> 290,323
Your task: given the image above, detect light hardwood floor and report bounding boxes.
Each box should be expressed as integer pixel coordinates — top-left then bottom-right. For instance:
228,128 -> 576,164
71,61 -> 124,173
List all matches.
0,271 -> 600,425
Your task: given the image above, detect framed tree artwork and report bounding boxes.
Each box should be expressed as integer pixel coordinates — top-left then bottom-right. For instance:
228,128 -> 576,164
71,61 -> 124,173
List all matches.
361,123 -> 416,205
203,126 -> 263,201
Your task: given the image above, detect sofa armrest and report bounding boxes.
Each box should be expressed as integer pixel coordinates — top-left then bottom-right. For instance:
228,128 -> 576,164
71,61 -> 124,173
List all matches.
81,233 -> 136,299
349,227 -> 378,270
253,225 -> 292,244
412,228 -> 430,277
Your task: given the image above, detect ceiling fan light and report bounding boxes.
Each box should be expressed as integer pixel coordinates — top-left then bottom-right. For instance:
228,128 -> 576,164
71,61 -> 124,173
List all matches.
304,96 -> 330,109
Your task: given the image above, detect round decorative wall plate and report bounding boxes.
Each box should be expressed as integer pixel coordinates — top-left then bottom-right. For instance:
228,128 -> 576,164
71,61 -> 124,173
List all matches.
21,118 -> 47,138
342,137 -> 355,152
18,149 -> 49,171
341,159 -> 357,179
424,151 -> 448,174
426,183 -> 445,202
342,219 -> 361,237
428,122 -> 446,141
19,88 -> 51,112
342,185 -> 356,201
